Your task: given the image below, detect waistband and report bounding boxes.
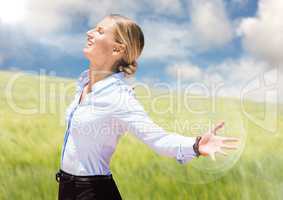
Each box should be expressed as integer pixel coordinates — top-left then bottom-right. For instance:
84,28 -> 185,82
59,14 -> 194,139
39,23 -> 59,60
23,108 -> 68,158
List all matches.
56,169 -> 113,183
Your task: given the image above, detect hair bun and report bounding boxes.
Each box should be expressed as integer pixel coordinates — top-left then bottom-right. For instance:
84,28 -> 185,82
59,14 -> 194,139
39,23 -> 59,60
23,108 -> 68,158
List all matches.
121,61 -> 138,77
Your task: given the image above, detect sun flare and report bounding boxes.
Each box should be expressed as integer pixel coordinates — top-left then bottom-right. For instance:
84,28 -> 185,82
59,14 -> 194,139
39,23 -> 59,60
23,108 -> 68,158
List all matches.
0,0 -> 27,24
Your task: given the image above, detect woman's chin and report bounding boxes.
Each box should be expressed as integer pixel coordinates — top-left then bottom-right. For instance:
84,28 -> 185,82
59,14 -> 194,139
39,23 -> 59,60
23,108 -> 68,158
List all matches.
83,46 -> 89,52
83,47 -> 91,58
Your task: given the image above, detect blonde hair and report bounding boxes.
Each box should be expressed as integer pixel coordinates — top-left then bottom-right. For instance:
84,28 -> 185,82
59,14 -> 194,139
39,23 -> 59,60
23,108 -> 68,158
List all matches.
107,14 -> 144,77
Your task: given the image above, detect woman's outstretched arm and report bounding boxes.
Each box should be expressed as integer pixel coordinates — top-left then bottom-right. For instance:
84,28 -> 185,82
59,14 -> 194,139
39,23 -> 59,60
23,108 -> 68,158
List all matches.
112,86 -> 197,164
112,85 -> 240,164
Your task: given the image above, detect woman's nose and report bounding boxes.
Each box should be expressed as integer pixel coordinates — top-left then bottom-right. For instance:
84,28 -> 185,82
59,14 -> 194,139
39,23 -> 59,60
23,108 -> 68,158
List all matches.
86,29 -> 94,37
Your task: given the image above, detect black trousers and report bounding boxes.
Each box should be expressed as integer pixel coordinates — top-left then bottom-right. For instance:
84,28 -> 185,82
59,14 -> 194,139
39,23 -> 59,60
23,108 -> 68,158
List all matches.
56,170 -> 122,200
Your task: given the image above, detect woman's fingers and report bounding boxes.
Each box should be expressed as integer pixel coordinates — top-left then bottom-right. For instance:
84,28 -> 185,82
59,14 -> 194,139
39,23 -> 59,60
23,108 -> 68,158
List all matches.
223,137 -> 240,142
212,121 -> 225,135
221,144 -> 239,150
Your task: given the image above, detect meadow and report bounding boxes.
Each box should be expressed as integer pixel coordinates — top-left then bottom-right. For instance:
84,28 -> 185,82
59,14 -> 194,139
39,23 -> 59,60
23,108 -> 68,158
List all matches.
0,70 -> 282,200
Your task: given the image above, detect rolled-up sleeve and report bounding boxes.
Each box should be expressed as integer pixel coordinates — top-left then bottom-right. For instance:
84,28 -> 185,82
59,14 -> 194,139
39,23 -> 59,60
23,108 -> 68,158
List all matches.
112,85 -> 197,165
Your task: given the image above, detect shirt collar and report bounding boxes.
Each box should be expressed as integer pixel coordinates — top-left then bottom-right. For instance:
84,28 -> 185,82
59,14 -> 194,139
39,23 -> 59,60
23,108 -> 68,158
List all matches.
77,69 -> 127,93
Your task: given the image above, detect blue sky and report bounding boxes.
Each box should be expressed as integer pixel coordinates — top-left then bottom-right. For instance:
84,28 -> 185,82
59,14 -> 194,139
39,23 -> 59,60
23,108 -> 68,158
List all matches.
0,0 -> 282,101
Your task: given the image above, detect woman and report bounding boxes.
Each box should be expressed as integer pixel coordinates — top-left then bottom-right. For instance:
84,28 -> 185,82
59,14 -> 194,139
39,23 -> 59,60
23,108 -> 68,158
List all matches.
55,14 -> 240,200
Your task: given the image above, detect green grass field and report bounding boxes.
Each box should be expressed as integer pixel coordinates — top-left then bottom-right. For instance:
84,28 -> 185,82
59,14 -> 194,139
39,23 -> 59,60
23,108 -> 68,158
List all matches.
0,70 -> 282,200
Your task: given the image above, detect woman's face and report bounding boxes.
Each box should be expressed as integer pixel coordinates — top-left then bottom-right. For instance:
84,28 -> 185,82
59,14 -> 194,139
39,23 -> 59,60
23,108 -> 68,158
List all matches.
83,17 -> 121,71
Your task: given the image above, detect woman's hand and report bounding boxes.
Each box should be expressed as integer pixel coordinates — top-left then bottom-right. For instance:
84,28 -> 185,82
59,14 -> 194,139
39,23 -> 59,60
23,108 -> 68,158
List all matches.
198,122 -> 240,161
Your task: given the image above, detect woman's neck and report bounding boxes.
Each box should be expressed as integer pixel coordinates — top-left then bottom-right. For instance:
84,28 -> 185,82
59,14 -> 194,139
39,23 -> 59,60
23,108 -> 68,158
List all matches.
87,66 -> 114,92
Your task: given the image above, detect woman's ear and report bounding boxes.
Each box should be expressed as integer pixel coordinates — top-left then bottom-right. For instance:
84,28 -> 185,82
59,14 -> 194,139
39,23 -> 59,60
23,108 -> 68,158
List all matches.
113,44 -> 126,56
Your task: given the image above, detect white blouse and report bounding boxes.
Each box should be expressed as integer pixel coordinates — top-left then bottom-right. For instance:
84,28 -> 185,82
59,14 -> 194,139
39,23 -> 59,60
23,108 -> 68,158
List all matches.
60,69 -> 197,176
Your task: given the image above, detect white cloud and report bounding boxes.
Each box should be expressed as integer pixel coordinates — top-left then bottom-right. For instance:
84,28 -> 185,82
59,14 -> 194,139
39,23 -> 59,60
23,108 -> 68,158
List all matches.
0,0 -> 144,59
165,57 -> 281,102
141,0 -> 234,60
141,19 -> 193,60
165,62 -> 202,81
23,1 -> 71,35
22,0 -> 138,36
38,33 -> 86,56
237,0 -> 283,65
0,0 -> 235,61
204,57 -> 274,101
189,0 -> 234,50
19,0 -> 184,36
144,0 -> 184,16
205,57 -> 270,83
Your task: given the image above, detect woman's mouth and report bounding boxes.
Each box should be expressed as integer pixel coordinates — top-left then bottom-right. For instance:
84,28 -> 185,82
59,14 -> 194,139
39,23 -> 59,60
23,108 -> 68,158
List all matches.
87,38 -> 95,47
